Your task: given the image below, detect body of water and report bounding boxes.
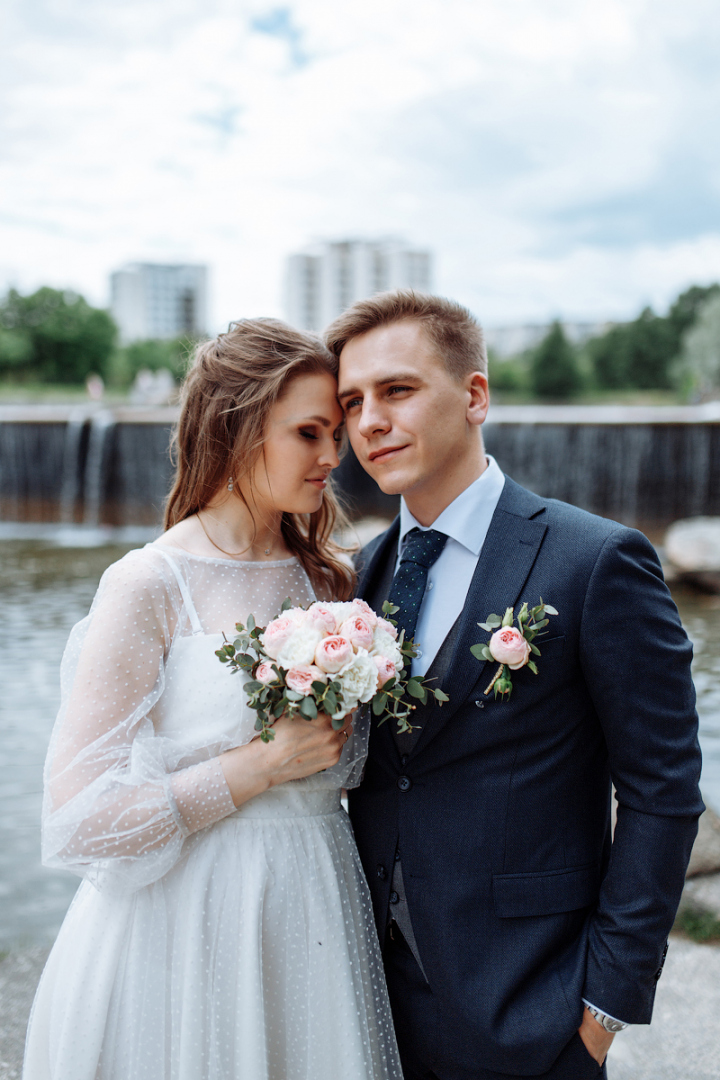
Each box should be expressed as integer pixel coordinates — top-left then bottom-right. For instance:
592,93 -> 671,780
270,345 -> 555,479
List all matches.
1,532 -> 718,948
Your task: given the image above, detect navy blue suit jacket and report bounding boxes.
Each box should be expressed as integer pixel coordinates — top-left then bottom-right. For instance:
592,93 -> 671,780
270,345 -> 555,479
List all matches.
348,476 -> 703,1076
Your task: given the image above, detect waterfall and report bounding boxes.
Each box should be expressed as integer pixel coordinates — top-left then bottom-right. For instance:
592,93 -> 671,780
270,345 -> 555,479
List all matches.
59,408 -> 92,524
83,410 -> 117,527
0,403 -> 718,530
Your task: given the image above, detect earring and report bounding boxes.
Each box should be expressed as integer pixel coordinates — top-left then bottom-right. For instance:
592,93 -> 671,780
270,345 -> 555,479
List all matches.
227,476 -> 234,492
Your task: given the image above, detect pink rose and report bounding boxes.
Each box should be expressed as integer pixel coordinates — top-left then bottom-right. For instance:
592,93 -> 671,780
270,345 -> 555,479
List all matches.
339,615 -> 374,653
373,654 -> 397,687
285,664 -> 327,695
306,603 -> 338,636
489,627 -> 531,670
314,635 -> 354,674
376,617 -> 398,640
350,598 -> 378,628
261,616 -> 297,660
255,660 -> 278,685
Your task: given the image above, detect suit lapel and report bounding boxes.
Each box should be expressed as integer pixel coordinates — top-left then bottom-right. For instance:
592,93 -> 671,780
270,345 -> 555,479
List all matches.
411,478 -> 548,757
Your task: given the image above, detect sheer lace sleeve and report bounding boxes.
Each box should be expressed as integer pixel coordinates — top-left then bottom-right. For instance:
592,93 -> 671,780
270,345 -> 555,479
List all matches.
41,548 -> 237,893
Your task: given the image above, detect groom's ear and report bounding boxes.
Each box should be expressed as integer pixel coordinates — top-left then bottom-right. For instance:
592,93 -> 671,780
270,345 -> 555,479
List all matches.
465,371 -> 490,427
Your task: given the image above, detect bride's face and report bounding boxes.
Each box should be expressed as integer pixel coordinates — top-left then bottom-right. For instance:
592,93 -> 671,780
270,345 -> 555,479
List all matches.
246,371 -> 343,515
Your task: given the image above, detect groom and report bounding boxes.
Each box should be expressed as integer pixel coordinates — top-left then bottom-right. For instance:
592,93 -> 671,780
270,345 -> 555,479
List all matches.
325,292 -> 703,1080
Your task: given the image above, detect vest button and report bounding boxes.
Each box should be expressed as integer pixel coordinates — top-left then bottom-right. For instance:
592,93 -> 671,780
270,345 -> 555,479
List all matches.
389,891 -> 399,905
394,849 -> 401,862
377,865 -> 387,880
397,775 -> 412,792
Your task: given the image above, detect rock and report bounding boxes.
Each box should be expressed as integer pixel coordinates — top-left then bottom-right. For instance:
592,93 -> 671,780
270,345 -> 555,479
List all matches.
665,517 -> 720,592
687,802 -> 720,877
680,872 -> 720,919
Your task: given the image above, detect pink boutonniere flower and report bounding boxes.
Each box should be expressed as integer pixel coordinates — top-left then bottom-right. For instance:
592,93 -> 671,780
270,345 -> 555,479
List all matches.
471,600 -> 558,700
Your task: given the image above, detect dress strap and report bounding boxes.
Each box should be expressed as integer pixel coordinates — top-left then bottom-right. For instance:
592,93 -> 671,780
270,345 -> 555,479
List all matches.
154,549 -> 204,635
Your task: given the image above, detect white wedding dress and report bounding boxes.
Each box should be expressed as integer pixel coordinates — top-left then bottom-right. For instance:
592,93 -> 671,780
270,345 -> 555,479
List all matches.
23,544 -> 401,1080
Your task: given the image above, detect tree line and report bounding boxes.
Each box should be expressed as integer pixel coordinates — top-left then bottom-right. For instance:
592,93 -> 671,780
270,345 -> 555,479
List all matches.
2,281 -> 720,401
490,283 -> 720,401
0,286 -> 192,388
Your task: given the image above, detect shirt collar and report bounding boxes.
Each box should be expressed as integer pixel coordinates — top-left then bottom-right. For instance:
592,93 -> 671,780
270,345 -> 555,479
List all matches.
399,456 -> 506,557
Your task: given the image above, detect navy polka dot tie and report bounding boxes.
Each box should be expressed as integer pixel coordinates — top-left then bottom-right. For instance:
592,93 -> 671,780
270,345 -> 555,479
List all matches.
388,528 -> 448,645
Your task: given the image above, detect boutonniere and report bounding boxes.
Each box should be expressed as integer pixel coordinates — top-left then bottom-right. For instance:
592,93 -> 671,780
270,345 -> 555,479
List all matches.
470,600 -> 558,700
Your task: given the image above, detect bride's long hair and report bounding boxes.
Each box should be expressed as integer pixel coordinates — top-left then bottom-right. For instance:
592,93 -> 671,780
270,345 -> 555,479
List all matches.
164,318 -> 355,600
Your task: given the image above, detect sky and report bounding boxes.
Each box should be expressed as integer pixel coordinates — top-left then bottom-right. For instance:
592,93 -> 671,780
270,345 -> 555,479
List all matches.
2,0 -> 720,331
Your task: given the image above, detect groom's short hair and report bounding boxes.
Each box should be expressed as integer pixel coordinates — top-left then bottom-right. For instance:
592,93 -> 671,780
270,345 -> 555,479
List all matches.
324,290 -> 487,381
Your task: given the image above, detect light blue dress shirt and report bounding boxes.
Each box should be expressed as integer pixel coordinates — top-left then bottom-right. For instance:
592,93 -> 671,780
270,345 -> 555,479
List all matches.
396,456 -> 505,678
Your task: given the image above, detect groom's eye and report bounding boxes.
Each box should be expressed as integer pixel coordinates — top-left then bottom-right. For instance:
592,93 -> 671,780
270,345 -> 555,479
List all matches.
344,397 -> 361,412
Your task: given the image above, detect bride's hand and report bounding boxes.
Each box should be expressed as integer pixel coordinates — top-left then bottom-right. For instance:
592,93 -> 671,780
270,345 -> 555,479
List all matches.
220,713 -> 353,806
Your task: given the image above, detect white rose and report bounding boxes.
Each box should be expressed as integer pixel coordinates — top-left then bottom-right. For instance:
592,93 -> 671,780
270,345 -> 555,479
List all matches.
370,628 -> 404,671
336,649 -> 379,708
326,601 -> 355,631
276,625 -> 324,669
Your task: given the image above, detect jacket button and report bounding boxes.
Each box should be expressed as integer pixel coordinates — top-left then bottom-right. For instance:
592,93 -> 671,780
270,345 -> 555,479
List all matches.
397,775 -> 412,792
377,865 -> 387,881
389,891 -> 399,904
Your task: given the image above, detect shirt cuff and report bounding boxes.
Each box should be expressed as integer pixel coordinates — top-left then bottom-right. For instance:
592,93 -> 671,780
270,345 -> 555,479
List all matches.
582,999 -> 631,1027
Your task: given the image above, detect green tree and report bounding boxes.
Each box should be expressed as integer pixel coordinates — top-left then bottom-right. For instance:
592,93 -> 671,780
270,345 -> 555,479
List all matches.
667,283 -> 720,352
529,321 -> 583,399
588,307 -> 676,390
0,287 -> 117,383
673,293 -> 720,400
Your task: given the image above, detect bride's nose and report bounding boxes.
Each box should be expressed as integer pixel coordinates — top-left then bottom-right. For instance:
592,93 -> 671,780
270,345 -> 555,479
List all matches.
318,434 -> 341,470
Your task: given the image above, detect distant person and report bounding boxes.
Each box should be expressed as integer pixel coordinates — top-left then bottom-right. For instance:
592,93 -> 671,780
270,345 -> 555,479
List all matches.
327,290 -> 703,1080
23,320 -> 402,1080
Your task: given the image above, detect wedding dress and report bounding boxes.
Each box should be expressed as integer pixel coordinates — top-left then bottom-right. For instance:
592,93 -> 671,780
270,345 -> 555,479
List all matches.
23,544 -> 401,1080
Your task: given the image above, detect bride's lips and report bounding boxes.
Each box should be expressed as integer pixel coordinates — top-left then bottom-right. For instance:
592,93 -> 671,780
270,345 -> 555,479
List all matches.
368,445 -> 408,464
306,477 -> 328,489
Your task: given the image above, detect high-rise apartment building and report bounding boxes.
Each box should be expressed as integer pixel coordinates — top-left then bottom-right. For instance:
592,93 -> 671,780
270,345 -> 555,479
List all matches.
110,263 -> 208,344
285,239 -> 432,331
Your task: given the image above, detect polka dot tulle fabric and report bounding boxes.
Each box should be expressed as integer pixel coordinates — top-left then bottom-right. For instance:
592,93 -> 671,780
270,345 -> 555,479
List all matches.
24,544 -> 401,1080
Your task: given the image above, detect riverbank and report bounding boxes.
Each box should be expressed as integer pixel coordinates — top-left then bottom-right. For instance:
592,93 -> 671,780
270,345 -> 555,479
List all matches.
2,879 -> 719,1080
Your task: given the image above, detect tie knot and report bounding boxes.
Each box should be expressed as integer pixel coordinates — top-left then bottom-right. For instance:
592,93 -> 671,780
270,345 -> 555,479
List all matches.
400,528 -> 448,570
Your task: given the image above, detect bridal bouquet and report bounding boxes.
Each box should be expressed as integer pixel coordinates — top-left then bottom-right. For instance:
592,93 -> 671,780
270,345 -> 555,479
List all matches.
216,598 -> 448,742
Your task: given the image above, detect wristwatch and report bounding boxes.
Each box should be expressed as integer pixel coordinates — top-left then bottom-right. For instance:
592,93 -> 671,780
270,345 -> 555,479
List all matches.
585,1005 -> 628,1033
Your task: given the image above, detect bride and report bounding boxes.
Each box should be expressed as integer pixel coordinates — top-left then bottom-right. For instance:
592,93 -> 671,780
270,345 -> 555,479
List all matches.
23,319 -> 402,1079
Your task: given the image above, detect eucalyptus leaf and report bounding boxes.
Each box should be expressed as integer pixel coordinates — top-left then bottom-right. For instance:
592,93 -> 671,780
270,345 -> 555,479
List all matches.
433,689 -> 449,702
544,603 -> 559,616
311,681 -> 327,695
372,695 -> 386,716
286,690 -> 302,702
527,660 -> 538,674
300,696 -> 318,719
281,597 -> 292,612
245,680 -> 263,693
470,643 -> 487,661
273,701 -> 285,718
247,614 -> 255,631
382,601 -> 399,615
482,646 -> 495,661
529,643 -> 541,656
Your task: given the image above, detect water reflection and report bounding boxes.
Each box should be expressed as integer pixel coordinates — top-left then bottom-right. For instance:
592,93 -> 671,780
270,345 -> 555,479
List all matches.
0,536 -> 718,948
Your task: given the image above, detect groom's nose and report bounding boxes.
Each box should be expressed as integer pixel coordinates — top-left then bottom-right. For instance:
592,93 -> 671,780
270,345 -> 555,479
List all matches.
356,394 -> 391,439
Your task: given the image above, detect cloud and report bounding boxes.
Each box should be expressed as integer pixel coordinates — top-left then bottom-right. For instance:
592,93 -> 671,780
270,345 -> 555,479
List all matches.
1,0 -> 720,331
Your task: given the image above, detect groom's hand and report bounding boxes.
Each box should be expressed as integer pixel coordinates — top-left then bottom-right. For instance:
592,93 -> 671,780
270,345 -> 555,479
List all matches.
578,1007 -> 615,1065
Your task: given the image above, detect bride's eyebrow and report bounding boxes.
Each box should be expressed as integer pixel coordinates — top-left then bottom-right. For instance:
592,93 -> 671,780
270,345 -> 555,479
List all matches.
296,415 -> 333,426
